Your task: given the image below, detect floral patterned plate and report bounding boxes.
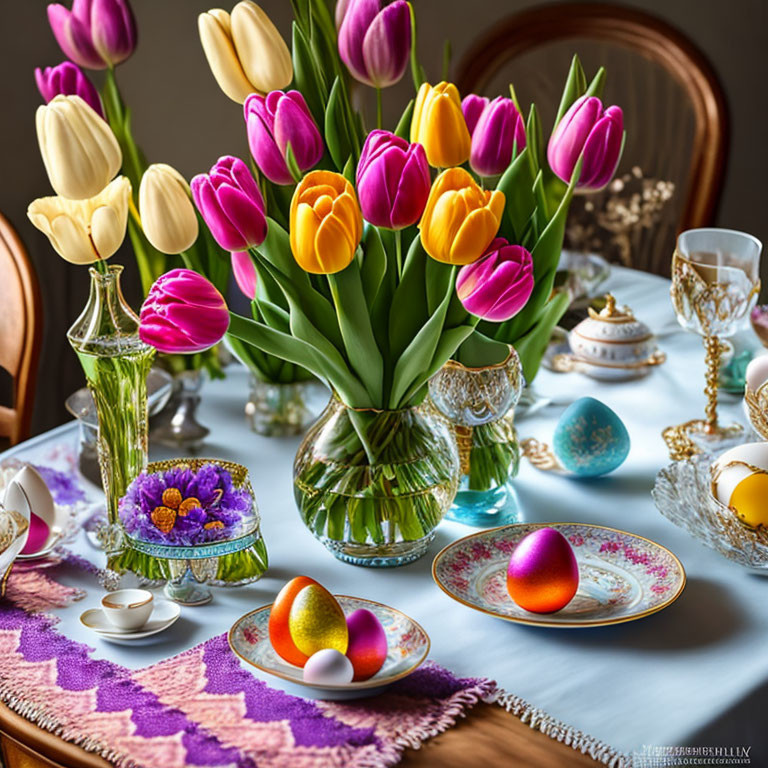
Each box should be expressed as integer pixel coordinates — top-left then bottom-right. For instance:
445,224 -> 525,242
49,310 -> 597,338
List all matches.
229,596 -> 429,698
432,523 -> 685,628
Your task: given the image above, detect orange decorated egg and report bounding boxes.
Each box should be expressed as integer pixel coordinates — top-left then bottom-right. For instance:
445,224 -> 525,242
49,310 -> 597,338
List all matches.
506,528 -> 579,613
269,576 -> 318,666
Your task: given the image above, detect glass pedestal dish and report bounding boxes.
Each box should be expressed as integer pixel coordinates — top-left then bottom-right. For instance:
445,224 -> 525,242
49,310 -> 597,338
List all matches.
110,459 -> 268,603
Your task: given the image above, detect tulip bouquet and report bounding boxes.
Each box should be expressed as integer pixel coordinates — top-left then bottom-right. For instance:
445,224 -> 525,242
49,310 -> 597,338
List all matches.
37,0 -> 229,380
134,1 -> 623,564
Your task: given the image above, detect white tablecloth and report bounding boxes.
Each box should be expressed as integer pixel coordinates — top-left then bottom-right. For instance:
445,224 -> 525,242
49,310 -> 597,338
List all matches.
2,266 -> 765,760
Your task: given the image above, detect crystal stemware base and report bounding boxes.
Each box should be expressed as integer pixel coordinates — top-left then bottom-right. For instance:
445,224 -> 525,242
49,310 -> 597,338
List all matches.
445,477 -> 520,527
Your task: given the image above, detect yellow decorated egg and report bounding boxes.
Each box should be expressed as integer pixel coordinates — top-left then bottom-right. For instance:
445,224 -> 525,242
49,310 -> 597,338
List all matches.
288,584 -> 348,656
712,442 -> 768,528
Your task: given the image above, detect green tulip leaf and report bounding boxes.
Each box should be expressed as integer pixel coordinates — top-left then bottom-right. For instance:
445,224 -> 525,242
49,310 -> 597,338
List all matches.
342,155 -> 356,187
394,99 -> 415,140
425,255 -> 453,315
255,297 -> 291,333
389,269 -> 456,408
514,290 -> 570,382
291,23 -> 327,125
325,76 -> 353,171
399,323 -> 476,406
456,330 -> 510,367
360,226 -> 387,308
389,236 -> 428,361
328,260 -> 384,403
584,66 -> 607,100
525,103 -> 544,174
496,147 -> 536,243
284,142 -> 303,184
408,2 -> 426,91
554,54 -> 587,130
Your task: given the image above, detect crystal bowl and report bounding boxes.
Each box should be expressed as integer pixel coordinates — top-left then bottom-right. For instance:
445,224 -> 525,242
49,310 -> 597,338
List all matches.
652,453 -> 768,570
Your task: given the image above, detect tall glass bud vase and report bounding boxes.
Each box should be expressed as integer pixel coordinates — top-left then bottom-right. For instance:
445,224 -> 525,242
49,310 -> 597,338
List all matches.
67,265 -> 155,548
429,348 -> 523,527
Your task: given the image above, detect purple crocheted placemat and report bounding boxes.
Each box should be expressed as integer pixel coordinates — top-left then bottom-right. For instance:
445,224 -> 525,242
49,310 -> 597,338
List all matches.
0,568 -> 495,768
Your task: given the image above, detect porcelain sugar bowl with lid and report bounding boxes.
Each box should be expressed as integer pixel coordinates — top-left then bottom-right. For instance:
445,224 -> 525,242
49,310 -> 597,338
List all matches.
566,294 -> 665,380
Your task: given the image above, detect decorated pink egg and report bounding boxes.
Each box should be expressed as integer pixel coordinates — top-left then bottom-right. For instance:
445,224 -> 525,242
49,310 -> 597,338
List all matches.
506,527 -> 579,613
345,608 -> 387,681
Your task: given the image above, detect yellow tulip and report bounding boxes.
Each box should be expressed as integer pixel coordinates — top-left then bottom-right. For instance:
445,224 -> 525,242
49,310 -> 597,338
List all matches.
410,81 -> 471,168
419,168 -> 505,265
290,171 -> 363,274
139,164 -> 199,254
36,95 -> 122,200
27,176 -> 131,265
199,1 -> 292,104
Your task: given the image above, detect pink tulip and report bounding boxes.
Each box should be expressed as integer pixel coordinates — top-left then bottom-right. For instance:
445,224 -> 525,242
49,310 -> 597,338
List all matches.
356,130 -> 430,229
461,94 -> 489,136
469,96 -> 526,177
335,0 -> 353,29
35,61 -> 104,118
456,238 -> 534,321
231,251 -> 257,300
191,156 -> 268,252
47,0 -> 137,70
547,96 -> 624,191
244,91 -> 324,186
139,269 -> 230,354
338,0 -> 411,88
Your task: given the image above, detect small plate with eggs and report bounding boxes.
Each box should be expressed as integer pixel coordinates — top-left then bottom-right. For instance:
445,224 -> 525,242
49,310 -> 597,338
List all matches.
228,588 -> 430,700
654,443 -> 768,570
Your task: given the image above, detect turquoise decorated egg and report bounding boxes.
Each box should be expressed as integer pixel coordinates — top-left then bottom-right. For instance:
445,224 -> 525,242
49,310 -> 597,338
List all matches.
552,397 -> 630,477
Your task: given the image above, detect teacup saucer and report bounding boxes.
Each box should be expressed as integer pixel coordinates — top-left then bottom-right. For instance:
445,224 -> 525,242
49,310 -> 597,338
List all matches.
80,600 -> 180,643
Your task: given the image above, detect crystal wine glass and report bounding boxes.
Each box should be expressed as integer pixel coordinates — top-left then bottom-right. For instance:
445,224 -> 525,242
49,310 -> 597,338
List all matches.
667,228 -> 762,453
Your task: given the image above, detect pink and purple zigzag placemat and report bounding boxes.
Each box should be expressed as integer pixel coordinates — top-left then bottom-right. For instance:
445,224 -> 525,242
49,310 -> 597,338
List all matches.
0,568 -> 496,768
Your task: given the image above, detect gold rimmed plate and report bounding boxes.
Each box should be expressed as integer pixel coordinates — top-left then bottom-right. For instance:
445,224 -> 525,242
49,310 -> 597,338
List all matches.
432,523 -> 685,628
229,595 -> 429,700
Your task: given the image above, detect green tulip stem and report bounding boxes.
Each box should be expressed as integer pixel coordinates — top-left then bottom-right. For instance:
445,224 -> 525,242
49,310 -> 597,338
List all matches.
376,88 -> 383,130
395,229 -> 403,280
93,258 -> 109,276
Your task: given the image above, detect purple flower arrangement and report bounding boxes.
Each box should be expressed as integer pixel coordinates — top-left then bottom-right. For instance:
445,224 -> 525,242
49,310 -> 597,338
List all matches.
119,463 -> 252,546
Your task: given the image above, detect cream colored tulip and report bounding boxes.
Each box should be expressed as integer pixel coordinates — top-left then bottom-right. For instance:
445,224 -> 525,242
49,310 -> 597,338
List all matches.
36,95 -> 122,200
139,164 -> 199,254
198,1 -> 292,104
27,176 -> 131,264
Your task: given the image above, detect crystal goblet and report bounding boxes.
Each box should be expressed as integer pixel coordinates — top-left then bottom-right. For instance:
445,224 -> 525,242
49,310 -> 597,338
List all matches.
666,228 -> 761,455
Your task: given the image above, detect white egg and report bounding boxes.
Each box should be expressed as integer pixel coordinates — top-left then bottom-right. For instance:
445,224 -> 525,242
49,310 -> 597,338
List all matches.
746,355 -> 768,392
712,442 -> 768,506
8,466 -> 55,528
303,648 -> 354,686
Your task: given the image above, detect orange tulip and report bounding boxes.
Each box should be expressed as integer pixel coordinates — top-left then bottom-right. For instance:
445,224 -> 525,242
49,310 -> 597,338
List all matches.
419,168 -> 505,265
290,171 -> 363,274
410,81 -> 471,168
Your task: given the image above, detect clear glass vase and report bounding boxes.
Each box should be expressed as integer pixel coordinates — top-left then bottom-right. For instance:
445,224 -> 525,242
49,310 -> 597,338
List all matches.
151,369 -> 209,450
67,266 -> 154,541
293,397 -> 460,567
246,375 -> 328,437
429,348 -> 523,527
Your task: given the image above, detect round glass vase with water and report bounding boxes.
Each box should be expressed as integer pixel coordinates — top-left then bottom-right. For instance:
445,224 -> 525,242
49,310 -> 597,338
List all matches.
67,265 -> 154,549
293,397 -> 460,567
669,228 -> 762,453
429,347 -> 523,527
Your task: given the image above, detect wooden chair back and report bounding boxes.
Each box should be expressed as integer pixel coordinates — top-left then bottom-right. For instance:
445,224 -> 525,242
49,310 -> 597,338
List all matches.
456,3 -> 728,276
0,213 -> 42,445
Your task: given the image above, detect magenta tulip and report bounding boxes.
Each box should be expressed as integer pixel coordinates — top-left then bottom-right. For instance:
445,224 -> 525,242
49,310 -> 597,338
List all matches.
461,94 -> 489,136
139,269 -> 230,354
335,0 -> 353,29
338,0 -> 411,88
456,238 -> 534,321
232,251 -> 257,301
47,0 -> 137,70
547,96 -> 624,191
469,97 -> 526,177
191,156 -> 267,252
244,91 -> 323,186
356,130 -> 430,229
35,61 -> 104,118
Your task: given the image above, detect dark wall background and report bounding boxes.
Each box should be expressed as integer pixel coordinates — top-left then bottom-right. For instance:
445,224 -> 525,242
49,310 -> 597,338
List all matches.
1,0 -> 766,436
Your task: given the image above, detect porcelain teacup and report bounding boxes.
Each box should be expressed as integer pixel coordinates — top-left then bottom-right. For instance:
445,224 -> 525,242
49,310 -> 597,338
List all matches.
101,589 -> 154,630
